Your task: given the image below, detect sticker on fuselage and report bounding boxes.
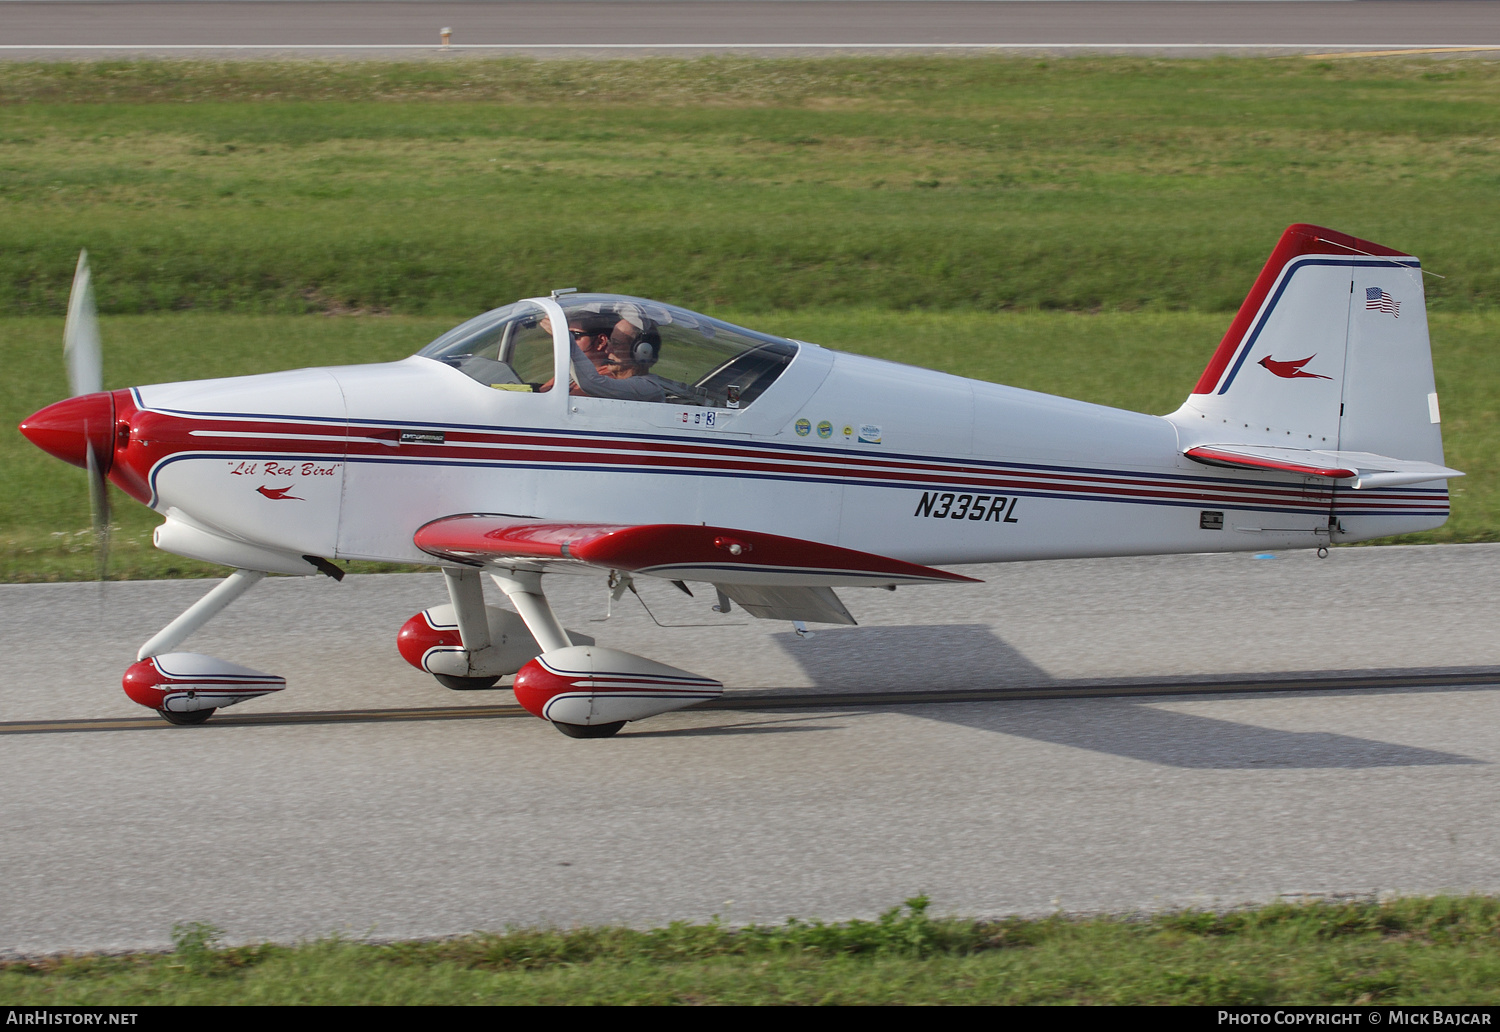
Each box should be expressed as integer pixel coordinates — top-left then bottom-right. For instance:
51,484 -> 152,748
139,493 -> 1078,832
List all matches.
858,423 -> 882,444
795,418 -> 812,437
816,420 -> 833,439
914,491 -> 1019,523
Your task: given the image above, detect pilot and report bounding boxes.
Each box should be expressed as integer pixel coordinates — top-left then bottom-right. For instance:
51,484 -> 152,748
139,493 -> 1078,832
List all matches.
568,315 -> 671,403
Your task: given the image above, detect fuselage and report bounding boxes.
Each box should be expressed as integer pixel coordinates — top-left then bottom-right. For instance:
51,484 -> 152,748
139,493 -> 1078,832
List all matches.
105,362 -> 1444,574
23,292 -> 1449,578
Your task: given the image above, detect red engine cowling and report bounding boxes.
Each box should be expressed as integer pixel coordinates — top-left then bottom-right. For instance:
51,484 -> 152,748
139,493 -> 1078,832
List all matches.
122,652 -> 286,713
513,646 -> 723,727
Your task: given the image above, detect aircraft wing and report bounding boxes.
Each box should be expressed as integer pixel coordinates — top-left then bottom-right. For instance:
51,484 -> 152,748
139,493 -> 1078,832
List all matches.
1184,445 -> 1463,490
414,515 -> 978,603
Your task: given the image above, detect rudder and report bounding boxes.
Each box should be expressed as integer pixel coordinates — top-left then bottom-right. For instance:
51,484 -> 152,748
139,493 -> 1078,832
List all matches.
1168,224 -> 1459,539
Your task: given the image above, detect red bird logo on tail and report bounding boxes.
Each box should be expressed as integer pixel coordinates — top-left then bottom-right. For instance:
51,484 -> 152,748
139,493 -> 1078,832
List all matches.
256,485 -> 303,501
1258,355 -> 1332,380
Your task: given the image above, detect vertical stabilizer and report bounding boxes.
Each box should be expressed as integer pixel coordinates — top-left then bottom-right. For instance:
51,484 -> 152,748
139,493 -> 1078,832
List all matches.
1170,224 -> 1443,466
1167,225 -> 1456,541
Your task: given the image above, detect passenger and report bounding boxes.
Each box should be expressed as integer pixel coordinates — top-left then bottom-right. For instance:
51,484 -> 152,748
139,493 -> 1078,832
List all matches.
538,315 -> 612,393
574,319 -> 614,371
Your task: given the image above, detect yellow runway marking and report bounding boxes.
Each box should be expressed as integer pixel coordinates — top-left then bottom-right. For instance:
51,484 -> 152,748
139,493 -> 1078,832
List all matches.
1305,46 -> 1500,59
2,672 -> 1494,735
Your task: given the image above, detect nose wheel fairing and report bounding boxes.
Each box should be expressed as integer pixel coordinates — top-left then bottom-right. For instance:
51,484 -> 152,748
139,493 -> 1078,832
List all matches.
123,652 -> 286,719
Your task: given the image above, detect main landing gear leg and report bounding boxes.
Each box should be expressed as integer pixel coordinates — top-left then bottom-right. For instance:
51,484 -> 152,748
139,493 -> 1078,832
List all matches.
488,570 -> 624,738
435,568 -> 502,691
488,569 -> 572,654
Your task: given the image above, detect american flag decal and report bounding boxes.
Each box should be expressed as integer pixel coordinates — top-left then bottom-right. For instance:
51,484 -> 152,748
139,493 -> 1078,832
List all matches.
1365,286 -> 1399,317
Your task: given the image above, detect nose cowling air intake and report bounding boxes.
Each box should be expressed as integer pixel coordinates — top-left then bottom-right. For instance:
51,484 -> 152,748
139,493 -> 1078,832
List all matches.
19,391 -> 117,472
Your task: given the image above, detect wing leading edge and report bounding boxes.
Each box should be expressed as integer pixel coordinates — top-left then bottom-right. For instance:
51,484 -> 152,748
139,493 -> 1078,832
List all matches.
414,515 -> 979,587
413,516 -> 978,625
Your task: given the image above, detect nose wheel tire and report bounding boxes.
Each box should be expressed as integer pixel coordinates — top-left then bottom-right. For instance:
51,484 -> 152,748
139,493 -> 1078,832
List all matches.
157,708 -> 215,726
552,720 -> 625,739
434,673 -> 502,691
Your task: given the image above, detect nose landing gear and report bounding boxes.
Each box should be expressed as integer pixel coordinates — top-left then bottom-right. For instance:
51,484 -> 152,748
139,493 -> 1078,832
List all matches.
123,570 -> 287,725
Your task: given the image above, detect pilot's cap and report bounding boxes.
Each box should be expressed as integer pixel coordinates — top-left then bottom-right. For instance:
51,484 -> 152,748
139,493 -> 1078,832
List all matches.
611,302 -> 659,335
569,313 -> 615,335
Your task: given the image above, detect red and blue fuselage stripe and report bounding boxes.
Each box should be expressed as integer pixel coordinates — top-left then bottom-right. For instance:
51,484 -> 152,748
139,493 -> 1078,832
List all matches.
125,395 -> 1450,519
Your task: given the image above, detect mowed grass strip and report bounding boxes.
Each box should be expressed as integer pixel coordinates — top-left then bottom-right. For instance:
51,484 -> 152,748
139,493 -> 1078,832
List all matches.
2,56 -> 1499,315
5,897 -> 1500,1005
3,309 -> 1494,582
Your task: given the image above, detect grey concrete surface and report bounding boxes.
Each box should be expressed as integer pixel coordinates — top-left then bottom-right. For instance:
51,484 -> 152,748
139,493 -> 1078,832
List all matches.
0,544 -> 1497,954
5,543 -> 1500,721
2,2 -> 1498,58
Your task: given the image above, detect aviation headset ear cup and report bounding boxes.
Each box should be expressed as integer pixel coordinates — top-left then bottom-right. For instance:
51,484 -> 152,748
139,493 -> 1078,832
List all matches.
632,340 -> 656,365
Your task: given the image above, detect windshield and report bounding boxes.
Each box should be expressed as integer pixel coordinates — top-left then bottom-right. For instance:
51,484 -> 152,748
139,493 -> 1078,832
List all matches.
416,300 -> 554,389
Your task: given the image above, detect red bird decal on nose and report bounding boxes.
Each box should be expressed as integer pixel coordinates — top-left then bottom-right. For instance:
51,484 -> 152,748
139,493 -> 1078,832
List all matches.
1258,355 -> 1332,380
256,485 -> 303,501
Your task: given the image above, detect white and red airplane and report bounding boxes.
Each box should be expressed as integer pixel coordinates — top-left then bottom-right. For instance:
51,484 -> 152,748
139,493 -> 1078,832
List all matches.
19,223 -> 1462,736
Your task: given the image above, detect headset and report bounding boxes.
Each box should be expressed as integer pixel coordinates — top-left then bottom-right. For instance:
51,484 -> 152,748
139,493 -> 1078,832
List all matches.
632,332 -> 660,366
611,325 -> 660,366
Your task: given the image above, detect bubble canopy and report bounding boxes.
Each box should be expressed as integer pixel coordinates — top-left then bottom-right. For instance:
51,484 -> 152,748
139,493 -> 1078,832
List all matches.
416,294 -> 799,409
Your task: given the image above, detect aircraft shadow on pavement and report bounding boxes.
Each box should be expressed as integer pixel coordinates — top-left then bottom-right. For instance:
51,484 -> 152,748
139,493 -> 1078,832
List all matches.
773,624 -> 1487,770
916,701 -> 1481,770
772,623 -> 1054,693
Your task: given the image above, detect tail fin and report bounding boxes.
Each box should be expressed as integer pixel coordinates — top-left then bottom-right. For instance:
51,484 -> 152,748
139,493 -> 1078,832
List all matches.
1170,224 -> 1455,476
1167,224 -> 1459,537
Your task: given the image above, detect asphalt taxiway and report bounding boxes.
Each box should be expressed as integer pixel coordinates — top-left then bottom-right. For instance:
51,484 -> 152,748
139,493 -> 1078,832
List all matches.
1,2 -> 1498,58
1,543 -> 1497,954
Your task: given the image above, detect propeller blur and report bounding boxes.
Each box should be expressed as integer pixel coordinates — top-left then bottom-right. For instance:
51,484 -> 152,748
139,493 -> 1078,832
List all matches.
18,227 -> 1464,736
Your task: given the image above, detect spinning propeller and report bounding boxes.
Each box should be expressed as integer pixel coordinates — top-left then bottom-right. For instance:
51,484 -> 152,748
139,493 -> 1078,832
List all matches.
18,251 -> 113,580
65,251 -> 111,580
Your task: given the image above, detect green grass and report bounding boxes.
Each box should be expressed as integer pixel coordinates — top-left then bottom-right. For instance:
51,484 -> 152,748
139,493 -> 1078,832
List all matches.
6,897 -> 1500,1004
2,57 -> 1499,316
5,308 -> 1495,580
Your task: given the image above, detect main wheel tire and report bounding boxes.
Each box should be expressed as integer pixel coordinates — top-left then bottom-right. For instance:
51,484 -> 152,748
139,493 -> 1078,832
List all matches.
158,708 -> 215,726
434,673 -> 502,691
552,720 -> 626,739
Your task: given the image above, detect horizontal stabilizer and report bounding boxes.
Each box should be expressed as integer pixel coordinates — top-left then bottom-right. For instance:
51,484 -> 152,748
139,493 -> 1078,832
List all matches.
1185,445 -> 1463,490
414,515 -> 980,588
